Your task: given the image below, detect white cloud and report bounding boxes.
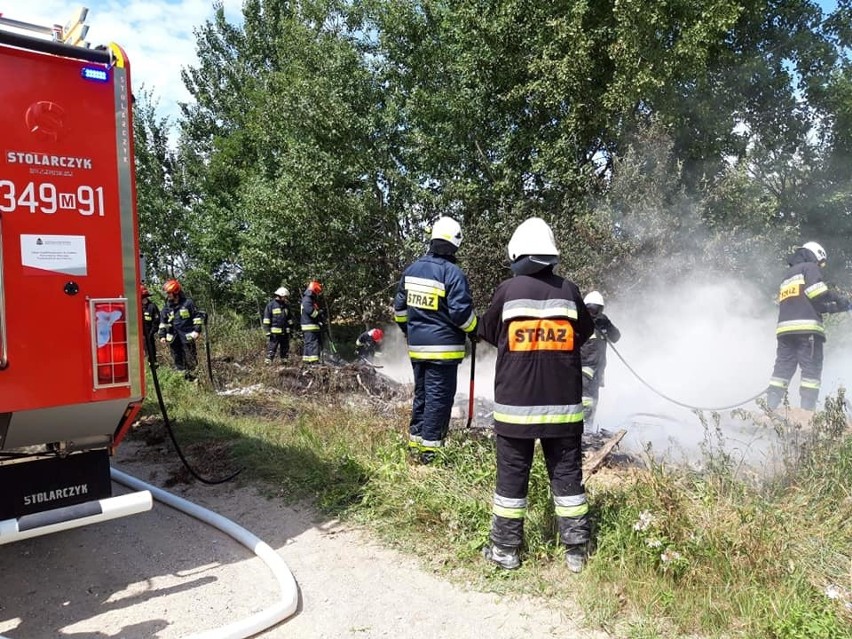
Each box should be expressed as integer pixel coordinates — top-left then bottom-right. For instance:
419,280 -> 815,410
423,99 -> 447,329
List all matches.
9,0 -> 244,122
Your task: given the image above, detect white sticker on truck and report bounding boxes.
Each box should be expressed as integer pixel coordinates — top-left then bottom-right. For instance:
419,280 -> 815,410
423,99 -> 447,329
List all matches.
20,234 -> 87,275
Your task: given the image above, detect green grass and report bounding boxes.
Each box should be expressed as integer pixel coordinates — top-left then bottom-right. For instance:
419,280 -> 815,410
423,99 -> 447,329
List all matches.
138,332 -> 852,639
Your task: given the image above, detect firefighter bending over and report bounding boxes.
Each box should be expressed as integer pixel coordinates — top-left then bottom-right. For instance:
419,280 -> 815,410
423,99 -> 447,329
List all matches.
767,241 -> 849,411
263,287 -> 293,364
158,279 -> 203,379
355,328 -> 384,362
140,284 -> 160,364
394,216 -> 478,464
301,280 -> 324,364
478,217 -> 594,572
580,290 -> 621,428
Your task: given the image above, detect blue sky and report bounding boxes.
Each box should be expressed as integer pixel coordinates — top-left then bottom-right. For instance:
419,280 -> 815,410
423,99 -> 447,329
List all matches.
6,0 -> 843,123
8,0 -> 242,121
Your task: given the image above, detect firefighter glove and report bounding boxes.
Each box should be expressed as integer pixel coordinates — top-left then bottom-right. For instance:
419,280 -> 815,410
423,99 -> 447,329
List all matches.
187,331 -> 200,341
265,332 -> 271,338
594,315 -> 611,332
467,330 -> 480,344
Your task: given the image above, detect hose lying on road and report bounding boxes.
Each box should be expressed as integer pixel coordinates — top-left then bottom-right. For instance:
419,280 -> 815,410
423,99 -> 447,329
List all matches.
111,468 -> 298,639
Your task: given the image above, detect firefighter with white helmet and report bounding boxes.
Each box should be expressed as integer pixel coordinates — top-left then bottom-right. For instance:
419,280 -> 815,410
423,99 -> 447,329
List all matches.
263,286 -> 294,364
158,279 -> 203,379
478,217 -> 595,572
301,280 -> 325,363
580,290 -> 621,428
393,216 -> 478,464
767,241 -> 849,411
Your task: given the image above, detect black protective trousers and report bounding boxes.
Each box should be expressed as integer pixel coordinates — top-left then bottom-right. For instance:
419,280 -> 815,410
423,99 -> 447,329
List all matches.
767,333 -> 824,410
142,327 -> 158,364
169,337 -> 198,373
266,334 -> 290,361
490,434 -> 590,549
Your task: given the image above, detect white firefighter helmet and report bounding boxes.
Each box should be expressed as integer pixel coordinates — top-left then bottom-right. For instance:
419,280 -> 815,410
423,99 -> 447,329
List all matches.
802,241 -> 827,265
584,290 -> 604,307
507,217 -> 559,262
430,216 -> 463,247
274,286 -> 290,297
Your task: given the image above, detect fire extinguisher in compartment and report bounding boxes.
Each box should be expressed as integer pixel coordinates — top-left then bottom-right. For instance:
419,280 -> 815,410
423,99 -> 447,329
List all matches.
92,300 -> 129,387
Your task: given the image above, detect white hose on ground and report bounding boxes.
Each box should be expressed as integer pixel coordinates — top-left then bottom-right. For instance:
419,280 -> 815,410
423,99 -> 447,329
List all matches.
110,467 -> 299,639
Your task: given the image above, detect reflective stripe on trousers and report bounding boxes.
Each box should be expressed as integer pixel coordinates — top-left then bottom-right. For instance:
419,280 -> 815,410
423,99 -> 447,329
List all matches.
490,434 -> 589,549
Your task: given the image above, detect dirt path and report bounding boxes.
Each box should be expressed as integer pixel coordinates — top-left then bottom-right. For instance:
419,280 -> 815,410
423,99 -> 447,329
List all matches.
0,442 -> 610,639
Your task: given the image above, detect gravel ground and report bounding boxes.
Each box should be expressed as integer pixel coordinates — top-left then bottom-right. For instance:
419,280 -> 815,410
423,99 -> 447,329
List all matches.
0,442 -> 610,639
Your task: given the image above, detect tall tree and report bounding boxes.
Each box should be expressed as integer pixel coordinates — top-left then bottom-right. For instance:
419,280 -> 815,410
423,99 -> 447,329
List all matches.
133,90 -> 189,280
150,0 -> 852,313
176,0 -> 402,317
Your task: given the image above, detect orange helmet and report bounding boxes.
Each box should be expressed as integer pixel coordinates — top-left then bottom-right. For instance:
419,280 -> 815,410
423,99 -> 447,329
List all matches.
308,280 -> 323,295
369,328 -> 384,343
140,285 -> 150,298
163,279 -> 181,295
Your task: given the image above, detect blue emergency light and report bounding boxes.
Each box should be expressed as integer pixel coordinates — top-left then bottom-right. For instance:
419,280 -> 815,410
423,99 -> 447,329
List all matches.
81,66 -> 109,82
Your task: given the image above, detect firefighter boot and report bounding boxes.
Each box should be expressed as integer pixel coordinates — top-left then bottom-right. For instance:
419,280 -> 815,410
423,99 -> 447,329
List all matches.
407,435 -> 422,459
766,386 -> 785,411
565,544 -> 587,574
483,544 -> 520,570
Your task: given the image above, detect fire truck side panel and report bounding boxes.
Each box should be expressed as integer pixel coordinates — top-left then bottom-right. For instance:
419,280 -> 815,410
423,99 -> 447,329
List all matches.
0,43 -> 144,424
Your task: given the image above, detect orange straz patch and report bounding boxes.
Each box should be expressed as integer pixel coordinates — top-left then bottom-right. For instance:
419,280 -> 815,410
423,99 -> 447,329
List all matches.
509,319 -> 574,351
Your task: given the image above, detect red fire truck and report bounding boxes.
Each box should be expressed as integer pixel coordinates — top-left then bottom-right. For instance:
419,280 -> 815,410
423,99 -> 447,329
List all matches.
0,9 -> 152,543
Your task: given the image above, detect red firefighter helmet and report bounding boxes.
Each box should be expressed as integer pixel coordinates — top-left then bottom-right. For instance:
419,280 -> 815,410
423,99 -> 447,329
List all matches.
308,280 -> 323,295
369,328 -> 384,343
163,279 -> 182,295
140,285 -> 150,298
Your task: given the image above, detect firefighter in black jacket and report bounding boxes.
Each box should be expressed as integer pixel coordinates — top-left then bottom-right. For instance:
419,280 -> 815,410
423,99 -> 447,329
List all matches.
158,279 -> 203,378
478,217 -> 595,573
263,287 -> 293,363
393,216 -> 478,464
767,241 -> 849,411
301,280 -> 324,364
140,285 -> 160,363
580,290 -> 621,428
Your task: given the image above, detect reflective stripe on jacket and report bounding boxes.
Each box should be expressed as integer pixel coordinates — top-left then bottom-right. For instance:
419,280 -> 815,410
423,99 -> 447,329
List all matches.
142,300 -> 160,337
158,294 -> 202,339
579,314 -> 621,385
263,299 -> 293,335
775,251 -> 847,338
478,269 -> 594,439
300,289 -> 321,331
393,253 -> 477,363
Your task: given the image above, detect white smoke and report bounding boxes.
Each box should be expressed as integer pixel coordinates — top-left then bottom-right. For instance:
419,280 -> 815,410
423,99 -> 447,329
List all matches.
595,272 -> 852,466
374,323 -> 498,401
375,270 -> 852,469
